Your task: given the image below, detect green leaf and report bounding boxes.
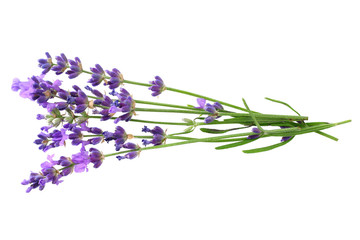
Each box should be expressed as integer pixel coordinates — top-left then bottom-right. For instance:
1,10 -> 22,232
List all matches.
182,118 -> 193,124
265,97 -> 301,116
243,137 -> 294,154
242,98 -> 263,131
183,126 -> 194,133
215,138 -> 257,150
200,127 -> 248,134
314,131 -> 338,141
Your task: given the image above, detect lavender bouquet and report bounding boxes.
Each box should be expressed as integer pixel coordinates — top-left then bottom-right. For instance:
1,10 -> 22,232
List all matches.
12,53 -> 351,193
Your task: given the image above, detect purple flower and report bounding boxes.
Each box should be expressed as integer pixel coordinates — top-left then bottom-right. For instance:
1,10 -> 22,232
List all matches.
106,68 -> 124,89
213,102 -> 224,110
195,98 -> 206,109
34,128 -> 68,151
89,148 -> 104,168
74,89 -> 90,113
88,64 -> 106,86
36,114 -> 45,120
71,147 -> 90,173
11,77 -> 36,99
142,126 -> 166,146
51,53 -> 68,75
85,85 -> 103,98
193,98 -> 224,124
116,151 -> 139,161
19,75 -> 63,107
103,126 -> 130,151
204,103 -> 216,114
111,88 -> 136,123
149,76 -> 166,96
38,52 -> 53,74
66,57 -> 83,79
51,128 -> 68,146
247,128 -> 261,139
22,155 -> 64,193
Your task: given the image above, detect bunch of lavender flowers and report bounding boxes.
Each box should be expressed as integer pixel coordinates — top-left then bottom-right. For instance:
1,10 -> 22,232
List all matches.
12,52 -> 351,192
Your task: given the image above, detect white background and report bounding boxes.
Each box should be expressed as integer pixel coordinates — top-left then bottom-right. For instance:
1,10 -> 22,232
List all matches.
0,0 -> 359,239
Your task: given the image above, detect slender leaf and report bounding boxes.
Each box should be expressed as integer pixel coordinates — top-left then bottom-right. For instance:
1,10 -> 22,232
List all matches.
200,126 -> 249,134
216,139 -> 258,150
314,131 -> 338,141
242,98 -> 263,131
243,137 -> 294,153
265,97 -> 301,116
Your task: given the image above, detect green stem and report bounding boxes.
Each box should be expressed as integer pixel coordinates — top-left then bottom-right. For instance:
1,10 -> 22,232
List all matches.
81,69 -> 248,112
134,99 -> 196,110
104,131 -> 256,158
165,86 -> 248,112
134,107 -> 308,121
103,120 -> 351,158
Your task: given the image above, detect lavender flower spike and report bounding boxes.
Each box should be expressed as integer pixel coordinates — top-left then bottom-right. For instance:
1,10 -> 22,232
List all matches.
149,76 -> 166,96
11,77 -> 36,99
66,57 -> 83,79
142,126 -> 166,146
88,64 -> 106,87
51,53 -> 68,75
106,68 -> 124,89
38,52 -> 53,74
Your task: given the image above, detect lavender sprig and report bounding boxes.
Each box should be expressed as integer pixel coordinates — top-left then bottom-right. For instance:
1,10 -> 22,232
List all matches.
11,52 -> 351,192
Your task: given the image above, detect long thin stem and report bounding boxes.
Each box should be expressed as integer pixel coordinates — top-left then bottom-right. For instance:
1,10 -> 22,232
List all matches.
134,99 -> 197,111
103,120 -> 351,158
81,69 -> 248,112
133,107 -> 308,120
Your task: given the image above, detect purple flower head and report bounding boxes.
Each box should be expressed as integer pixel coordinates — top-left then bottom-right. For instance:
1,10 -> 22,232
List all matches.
28,76 -> 62,106
34,132 -> 51,151
116,151 -> 139,161
69,127 -> 84,146
142,126 -> 164,135
40,154 -> 59,169
114,126 -> 129,150
11,77 -> 36,99
71,147 -> 90,173
85,85 -> 103,98
21,154 -> 79,192
36,114 -> 45,120
247,128 -> 262,140
35,128 -> 68,151
204,103 -> 216,114
88,64 -> 106,86
38,52 -> 53,74
111,88 -> 136,123
195,98 -> 206,109
213,102 -> 223,110
22,172 -> 47,193
149,76 -> 166,96
58,156 -> 74,176
74,89 -> 89,113
66,57 -> 83,79
204,116 -> 216,124
203,104 -> 218,123
22,155 -> 65,193
89,148 -> 104,168
51,53 -> 68,75
123,142 -> 138,149
50,128 -> 68,147
106,68 -> 124,89
142,126 -> 166,146
195,99 -> 224,124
